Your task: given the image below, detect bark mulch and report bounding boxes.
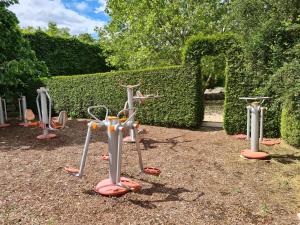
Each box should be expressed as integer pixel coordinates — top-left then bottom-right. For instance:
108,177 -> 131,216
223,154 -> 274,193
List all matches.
0,120 -> 299,225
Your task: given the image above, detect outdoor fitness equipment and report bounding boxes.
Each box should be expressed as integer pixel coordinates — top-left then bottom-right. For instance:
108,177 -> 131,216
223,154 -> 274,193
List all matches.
36,87 -> 67,140
239,97 -> 270,159
121,83 -> 160,143
65,105 -> 161,197
0,97 -> 10,128
18,95 -> 39,127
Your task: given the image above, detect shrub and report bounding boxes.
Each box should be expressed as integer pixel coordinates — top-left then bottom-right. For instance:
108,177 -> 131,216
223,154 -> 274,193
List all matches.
27,66 -> 203,128
281,90 -> 300,148
24,32 -> 111,76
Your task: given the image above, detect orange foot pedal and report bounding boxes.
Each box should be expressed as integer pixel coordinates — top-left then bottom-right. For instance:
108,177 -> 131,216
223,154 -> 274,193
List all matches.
143,167 -> 161,176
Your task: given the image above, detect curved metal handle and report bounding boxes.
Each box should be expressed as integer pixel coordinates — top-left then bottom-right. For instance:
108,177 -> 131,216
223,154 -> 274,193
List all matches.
117,107 -> 137,125
44,90 -> 55,130
87,105 -> 109,121
120,83 -> 141,89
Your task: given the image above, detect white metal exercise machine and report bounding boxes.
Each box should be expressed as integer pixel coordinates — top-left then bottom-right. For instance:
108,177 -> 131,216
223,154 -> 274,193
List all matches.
36,87 -> 67,140
65,105 -> 161,197
121,83 -> 160,143
239,97 -> 270,159
0,97 -> 10,128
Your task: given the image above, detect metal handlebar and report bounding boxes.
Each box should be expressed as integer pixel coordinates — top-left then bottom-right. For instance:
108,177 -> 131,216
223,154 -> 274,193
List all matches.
120,83 -> 141,89
87,105 -> 109,122
117,107 -> 137,125
239,97 -> 270,105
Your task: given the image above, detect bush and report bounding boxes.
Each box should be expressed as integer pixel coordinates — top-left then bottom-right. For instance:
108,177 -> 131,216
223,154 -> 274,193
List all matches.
281,90 -> 300,147
24,32 -> 111,76
27,66 -> 203,128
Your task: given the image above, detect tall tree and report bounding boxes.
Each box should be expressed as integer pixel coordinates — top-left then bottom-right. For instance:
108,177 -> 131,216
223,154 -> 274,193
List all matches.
98,0 -> 227,69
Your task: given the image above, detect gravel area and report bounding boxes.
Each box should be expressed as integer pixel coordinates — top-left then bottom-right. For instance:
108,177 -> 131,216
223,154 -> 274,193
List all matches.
0,120 -> 299,225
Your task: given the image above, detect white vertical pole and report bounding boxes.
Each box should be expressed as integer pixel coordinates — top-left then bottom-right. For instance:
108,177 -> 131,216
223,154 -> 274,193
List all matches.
134,127 -> 144,171
0,97 -> 4,125
116,127 -> 123,184
127,87 -> 135,142
40,91 -> 48,125
108,121 -> 118,184
22,96 -> 27,123
260,107 -> 265,141
18,98 -> 22,120
250,102 -> 260,152
77,123 -> 93,178
246,106 -> 251,140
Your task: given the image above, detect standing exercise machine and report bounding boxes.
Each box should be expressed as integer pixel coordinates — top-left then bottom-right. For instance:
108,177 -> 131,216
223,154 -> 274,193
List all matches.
121,83 -> 160,143
36,87 -> 67,140
0,97 -> 10,128
239,97 -> 270,159
65,105 -> 161,197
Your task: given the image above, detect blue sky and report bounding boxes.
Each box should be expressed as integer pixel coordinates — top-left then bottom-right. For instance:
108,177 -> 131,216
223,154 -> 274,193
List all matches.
9,0 -> 110,35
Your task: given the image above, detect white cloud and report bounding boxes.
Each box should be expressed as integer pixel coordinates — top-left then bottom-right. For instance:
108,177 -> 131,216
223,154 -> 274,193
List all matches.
75,2 -> 89,11
9,0 -> 106,34
94,0 -> 106,13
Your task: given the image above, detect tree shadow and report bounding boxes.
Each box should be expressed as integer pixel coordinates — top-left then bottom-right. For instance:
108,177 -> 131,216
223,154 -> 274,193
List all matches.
271,154 -> 300,164
141,135 -> 193,152
127,178 -> 204,209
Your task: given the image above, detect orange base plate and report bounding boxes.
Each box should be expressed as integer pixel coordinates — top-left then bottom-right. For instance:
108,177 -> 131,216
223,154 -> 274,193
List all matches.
144,167 -> 161,176
0,123 -> 10,128
64,167 -> 80,174
240,150 -> 269,160
234,134 -> 247,140
261,139 -> 281,146
36,133 -> 57,140
95,177 -> 141,197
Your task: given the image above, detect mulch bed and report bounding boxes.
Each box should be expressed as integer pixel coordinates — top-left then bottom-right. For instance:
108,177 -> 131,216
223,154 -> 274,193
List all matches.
0,120 -> 299,225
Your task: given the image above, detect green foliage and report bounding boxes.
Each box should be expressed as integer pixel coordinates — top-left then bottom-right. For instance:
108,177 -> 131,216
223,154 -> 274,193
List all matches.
201,54 -> 226,89
281,90 -> 300,147
98,0 -> 228,69
0,2 -> 48,100
24,32 -> 111,76
28,66 -> 203,127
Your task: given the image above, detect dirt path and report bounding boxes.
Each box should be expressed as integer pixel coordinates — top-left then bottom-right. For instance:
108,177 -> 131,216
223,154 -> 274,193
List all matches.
0,120 -> 299,225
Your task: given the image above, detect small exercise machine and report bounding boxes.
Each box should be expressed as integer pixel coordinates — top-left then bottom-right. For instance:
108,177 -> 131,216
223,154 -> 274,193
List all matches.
239,97 -> 270,159
65,105 -> 161,197
36,87 -> 67,140
121,83 -> 160,142
0,97 -> 10,128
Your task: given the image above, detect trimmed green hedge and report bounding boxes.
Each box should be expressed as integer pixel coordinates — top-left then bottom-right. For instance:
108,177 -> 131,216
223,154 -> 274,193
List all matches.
182,33 -> 250,134
24,32 -> 111,76
28,66 -> 203,127
281,90 -> 300,147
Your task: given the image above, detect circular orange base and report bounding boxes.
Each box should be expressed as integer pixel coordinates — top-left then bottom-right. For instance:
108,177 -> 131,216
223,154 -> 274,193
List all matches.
261,139 -> 281,146
234,134 -> 247,140
64,167 -> 80,174
18,121 -> 40,127
37,133 -> 57,140
95,177 -> 141,196
240,150 -> 269,160
101,154 -> 109,161
144,167 -> 161,176
123,136 -> 136,143
0,123 -> 10,128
